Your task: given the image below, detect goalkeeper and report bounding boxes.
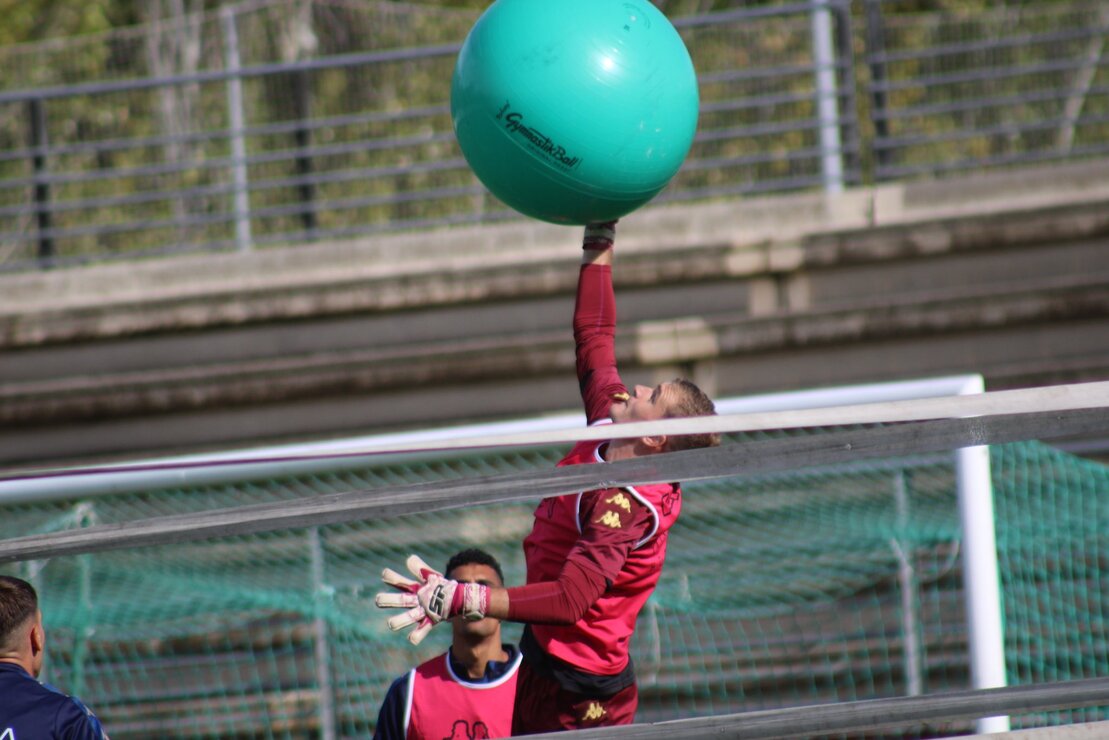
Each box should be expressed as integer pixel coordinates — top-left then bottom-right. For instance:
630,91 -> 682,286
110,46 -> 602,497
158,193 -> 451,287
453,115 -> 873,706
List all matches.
377,220 -> 719,733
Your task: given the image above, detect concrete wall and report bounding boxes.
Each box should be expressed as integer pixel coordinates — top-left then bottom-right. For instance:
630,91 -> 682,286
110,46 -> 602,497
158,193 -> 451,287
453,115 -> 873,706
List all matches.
961,720 -> 1109,739
2,160 -> 1108,467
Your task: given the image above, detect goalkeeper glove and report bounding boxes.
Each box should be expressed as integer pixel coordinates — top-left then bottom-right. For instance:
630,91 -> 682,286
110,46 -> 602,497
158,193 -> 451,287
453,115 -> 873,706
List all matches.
582,220 -> 617,250
375,554 -> 491,645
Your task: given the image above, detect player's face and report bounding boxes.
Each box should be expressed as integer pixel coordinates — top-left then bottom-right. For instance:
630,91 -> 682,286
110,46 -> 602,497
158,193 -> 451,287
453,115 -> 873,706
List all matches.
448,563 -> 502,638
610,382 -> 674,425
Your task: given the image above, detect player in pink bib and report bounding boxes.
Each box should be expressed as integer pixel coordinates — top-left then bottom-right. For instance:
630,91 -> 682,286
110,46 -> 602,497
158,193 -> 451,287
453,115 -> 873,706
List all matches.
374,549 -> 521,739
377,220 -> 719,733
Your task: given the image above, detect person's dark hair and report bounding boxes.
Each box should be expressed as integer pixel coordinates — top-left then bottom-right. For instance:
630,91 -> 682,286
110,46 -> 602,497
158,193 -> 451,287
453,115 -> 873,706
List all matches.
664,377 -> 721,452
0,575 -> 38,648
445,548 -> 505,586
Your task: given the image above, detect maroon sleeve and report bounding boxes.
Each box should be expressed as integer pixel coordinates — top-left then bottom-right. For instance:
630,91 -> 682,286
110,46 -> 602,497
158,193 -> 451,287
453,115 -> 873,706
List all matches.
571,488 -> 654,583
574,263 -> 628,424
504,489 -> 653,624
505,559 -> 606,624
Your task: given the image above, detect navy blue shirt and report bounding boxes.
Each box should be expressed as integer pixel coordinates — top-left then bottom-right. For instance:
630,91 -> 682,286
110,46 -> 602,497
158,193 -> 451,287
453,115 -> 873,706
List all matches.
0,663 -> 108,740
373,644 -> 518,740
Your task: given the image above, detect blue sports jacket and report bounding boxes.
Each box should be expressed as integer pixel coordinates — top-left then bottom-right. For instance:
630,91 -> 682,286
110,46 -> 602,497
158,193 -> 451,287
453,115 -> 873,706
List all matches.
0,662 -> 108,739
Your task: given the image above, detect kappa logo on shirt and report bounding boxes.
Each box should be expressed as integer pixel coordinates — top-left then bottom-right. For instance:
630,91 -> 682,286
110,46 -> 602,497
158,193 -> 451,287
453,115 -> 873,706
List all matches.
604,493 -> 632,513
582,701 -> 607,721
2,728 -> 14,740
594,511 -> 622,529
444,719 -> 490,739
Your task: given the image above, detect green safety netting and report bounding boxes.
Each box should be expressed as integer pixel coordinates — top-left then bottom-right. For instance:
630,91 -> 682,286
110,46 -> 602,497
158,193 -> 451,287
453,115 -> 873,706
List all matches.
1,438 -> 1106,738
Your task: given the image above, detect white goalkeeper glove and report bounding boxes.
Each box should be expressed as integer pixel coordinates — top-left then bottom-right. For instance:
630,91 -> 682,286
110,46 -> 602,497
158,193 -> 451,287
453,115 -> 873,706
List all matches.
583,220 -> 617,250
374,554 -> 491,645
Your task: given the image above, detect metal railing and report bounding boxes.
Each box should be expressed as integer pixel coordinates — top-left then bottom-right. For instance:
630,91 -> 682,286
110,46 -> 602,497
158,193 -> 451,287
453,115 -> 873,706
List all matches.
0,0 -> 1106,272
864,0 -> 1109,181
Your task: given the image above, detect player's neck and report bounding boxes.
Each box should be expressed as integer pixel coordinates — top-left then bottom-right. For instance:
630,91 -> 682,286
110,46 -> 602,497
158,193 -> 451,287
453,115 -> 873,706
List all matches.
450,636 -> 507,680
603,438 -> 636,461
605,437 -> 660,461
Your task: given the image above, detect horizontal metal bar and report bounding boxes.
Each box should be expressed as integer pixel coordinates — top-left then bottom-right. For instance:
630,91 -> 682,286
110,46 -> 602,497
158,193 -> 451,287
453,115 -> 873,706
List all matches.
698,63 -> 824,86
0,406 -> 1104,562
0,168 -> 481,244
0,180 -> 237,219
0,103 -> 451,165
535,678 -> 1109,739
0,3 -> 841,106
871,56 -> 1107,94
0,205 -> 517,269
0,43 -> 463,105
0,109 -> 829,212
697,119 -> 827,143
246,207 -> 519,248
0,129 -> 464,193
0,84 -> 830,175
681,145 -> 839,171
673,0 -> 849,29
661,175 -> 831,202
10,101 -> 832,197
0,153 -> 232,192
247,184 -> 484,221
874,84 -> 1109,123
701,89 -> 850,116
875,112 -> 1109,151
240,158 -> 470,196
869,24 -> 1106,67
875,141 -> 1109,180
249,132 -> 457,167
0,236 -> 239,273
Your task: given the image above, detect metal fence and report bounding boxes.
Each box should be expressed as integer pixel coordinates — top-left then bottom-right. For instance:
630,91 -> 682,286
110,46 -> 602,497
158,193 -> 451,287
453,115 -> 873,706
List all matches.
0,0 -> 1106,271
864,0 -> 1109,180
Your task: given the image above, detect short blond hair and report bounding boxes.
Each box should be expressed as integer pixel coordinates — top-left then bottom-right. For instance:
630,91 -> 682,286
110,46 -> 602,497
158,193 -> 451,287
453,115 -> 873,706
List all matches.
663,378 -> 720,452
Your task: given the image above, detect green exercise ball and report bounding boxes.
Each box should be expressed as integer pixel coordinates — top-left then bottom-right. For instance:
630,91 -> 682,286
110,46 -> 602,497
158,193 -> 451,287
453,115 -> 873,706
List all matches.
451,0 -> 699,225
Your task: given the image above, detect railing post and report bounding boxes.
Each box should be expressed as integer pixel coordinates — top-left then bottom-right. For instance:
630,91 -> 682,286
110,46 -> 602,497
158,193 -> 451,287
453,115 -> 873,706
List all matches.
891,469 -> 923,696
293,70 -> 319,239
309,527 -> 337,740
27,97 -> 54,267
70,502 -> 96,699
831,1 -> 862,186
810,0 -> 844,193
221,6 -> 253,252
864,0 -> 894,179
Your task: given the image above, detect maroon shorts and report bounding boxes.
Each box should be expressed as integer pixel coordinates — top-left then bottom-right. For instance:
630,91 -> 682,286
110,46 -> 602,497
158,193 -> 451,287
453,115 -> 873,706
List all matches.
511,658 -> 638,735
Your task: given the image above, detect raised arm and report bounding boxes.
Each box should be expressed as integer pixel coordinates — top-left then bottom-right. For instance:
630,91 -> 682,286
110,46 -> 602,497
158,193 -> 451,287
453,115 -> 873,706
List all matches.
574,222 -> 628,424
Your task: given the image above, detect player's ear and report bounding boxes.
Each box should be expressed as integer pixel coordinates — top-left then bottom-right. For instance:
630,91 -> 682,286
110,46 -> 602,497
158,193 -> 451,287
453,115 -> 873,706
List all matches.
641,434 -> 667,452
30,612 -> 45,655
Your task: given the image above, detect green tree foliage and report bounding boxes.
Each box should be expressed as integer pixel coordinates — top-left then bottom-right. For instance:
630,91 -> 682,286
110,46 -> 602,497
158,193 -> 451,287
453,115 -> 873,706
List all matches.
0,0 -> 116,47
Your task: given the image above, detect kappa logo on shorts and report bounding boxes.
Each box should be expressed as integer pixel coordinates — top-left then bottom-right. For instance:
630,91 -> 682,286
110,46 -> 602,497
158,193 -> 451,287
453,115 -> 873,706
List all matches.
2,728 -> 14,740
582,702 -> 607,721
595,511 -> 622,529
604,493 -> 633,513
